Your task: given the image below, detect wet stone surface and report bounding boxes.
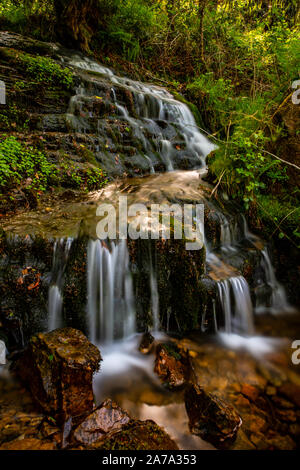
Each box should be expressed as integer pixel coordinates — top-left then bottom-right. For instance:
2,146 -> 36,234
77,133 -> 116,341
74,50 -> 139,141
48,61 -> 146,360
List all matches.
15,328 -> 101,424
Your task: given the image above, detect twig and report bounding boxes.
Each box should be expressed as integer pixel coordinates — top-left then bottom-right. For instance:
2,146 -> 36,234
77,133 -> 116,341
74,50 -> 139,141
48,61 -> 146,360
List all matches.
270,208 -> 298,238
210,170 -> 226,198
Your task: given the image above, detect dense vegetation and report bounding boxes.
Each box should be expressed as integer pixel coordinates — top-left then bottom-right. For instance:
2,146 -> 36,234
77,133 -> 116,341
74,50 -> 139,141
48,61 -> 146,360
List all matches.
0,135 -> 108,210
0,0 -> 299,243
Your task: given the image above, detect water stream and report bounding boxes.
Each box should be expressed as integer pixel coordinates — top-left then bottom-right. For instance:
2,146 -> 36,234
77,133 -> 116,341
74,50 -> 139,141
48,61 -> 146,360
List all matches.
2,50 -> 295,450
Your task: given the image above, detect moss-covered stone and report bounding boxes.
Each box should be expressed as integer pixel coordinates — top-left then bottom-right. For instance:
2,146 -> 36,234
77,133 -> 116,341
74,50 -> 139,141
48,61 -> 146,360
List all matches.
97,419 -> 178,450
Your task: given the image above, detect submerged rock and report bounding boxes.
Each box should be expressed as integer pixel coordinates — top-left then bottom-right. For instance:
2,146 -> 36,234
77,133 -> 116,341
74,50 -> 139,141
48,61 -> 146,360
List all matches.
154,343 -> 187,389
72,399 -> 130,446
185,384 -> 242,447
15,328 -> 101,424
138,331 -> 155,355
0,437 -> 56,450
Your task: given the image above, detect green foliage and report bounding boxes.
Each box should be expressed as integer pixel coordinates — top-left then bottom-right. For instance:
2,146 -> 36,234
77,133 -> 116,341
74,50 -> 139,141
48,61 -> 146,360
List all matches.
59,159 -> 108,191
92,0 -> 160,61
18,53 -> 73,88
257,194 -> 300,244
0,104 -> 29,131
0,136 -> 55,193
0,136 -> 108,202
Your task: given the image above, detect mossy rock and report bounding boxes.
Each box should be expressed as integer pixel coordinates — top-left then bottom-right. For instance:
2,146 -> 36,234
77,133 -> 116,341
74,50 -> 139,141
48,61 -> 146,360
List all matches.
97,419 -> 178,450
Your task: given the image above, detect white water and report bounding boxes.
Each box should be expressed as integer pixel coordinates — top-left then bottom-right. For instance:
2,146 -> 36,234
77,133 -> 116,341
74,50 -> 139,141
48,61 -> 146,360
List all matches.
62,53 -> 216,172
48,237 -> 73,330
87,239 -> 135,344
216,276 -> 254,335
255,247 -> 293,313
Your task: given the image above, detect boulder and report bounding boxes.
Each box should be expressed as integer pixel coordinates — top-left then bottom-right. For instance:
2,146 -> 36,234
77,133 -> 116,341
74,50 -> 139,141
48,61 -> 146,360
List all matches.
154,343 -> 187,388
15,328 -> 101,424
185,384 -> 242,447
97,419 -> 179,450
138,332 -> 155,355
72,399 -> 130,446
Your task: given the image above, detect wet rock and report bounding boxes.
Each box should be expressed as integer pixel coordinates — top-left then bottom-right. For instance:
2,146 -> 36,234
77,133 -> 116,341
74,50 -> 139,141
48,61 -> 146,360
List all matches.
138,332 -> 155,355
241,383 -> 260,402
266,433 -> 296,450
271,395 -> 295,409
265,386 -> 277,396
249,432 -> 271,450
97,419 -> 179,450
185,384 -> 242,447
276,409 -> 297,423
154,343 -> 187,389
72,399 -> 130,446
15,328 -> 101,424
257,361 -> 287,387
244,414 -> 267,433
279,383 -> 300,408
0,438 -> 56,450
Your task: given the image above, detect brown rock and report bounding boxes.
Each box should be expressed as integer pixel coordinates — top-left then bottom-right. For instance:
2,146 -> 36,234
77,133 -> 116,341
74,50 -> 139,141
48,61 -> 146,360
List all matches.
0,438 -> 56,450
279,383 -> 300,408
276,409 -> 297,423
16,328 -> 101,424
250,432 -> 270,450
246,415 -> 267,433
139,332 -> 155,355
154,343 -> 186,388
266,434 -> 296,450
258,362 -> 287,387
232,394 -> 251,410
96,419 -> 179,450
185,384 -> 242,447
73,399 -> 130,446
271,395 -> 294,409
241,384 -> 260,402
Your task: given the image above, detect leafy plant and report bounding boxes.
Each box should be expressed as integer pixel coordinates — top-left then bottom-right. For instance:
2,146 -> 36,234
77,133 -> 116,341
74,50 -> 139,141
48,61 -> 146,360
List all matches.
17,52 -> 73,89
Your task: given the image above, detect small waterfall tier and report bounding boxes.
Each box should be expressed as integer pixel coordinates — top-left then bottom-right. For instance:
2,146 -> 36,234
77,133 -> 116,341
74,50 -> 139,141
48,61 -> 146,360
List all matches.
57,52 -> 216,175
204,208 -> 293,335
87,239 -> 135,344
48,237 -> 73,331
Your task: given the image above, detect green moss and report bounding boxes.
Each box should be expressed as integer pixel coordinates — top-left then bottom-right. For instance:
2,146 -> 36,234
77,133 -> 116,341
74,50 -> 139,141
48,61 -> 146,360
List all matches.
162,343 -> 182,361
0,104 -> 29,131
18,52 -> 74,88
172,91 -> 204,129
0,135 -> 56,193
0,47 -> 73,89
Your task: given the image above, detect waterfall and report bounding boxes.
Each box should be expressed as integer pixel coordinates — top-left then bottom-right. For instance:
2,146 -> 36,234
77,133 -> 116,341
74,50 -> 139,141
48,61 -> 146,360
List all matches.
150,270 -> 160,332
87,239 -> 135,344
216,276 -> 254,335
48,238 -> 73,331
62,53 -> 216,172
255,247 -> 293,313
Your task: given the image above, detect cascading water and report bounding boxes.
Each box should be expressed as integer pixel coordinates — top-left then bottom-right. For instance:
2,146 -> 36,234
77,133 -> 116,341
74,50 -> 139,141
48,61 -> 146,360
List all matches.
87,239 -> 135,344
216,277 -> 254,335
45,51 -> 293,342
48,237 -> 73,331
62,53 -> 216,173
255,247 -> 292,313
205,210 -> 292,335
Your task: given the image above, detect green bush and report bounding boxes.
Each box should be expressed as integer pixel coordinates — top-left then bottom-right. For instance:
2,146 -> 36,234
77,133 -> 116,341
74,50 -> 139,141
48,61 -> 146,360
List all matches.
18,53 -> 74,88
0,136 -> 108,198
0,136 -> 55,193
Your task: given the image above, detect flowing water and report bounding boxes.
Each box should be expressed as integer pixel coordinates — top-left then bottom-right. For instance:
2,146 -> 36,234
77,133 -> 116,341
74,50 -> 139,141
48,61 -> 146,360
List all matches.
62,52 -> 216,174
87,239 -> 135,344
1,50 -> 296,450
48,237 -> 73,330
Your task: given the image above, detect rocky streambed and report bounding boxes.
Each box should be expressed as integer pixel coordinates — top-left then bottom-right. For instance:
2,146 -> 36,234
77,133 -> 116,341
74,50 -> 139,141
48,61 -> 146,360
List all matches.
1,323 -> 300,450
